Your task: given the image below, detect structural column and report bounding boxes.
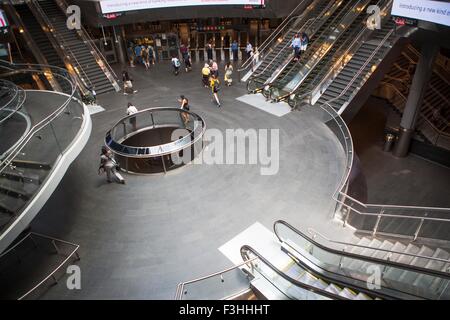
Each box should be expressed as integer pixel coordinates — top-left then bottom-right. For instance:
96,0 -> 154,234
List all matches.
392,42 -> 439,157
112,25 -> 127,66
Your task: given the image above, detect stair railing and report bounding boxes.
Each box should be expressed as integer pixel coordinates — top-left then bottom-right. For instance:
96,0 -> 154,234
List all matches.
237,0 -> 314,79
323,27 -> 394,115
313,0 -> 394,111
27,0 -> 91,95
307,228 -> 450,265
399,48 -> 450,106
33,0 -> 120,91
377,82 -> 450,147
174,257 -> 258,300
55,0 -> 120,82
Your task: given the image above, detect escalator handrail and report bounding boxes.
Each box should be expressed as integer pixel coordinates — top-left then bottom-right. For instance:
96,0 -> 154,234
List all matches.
238,0 -> 313,73
249,18 -> 314,80
240,245 -> 350,300
250,0 -> 341,90
320,18 -> 396,113
274,220 -> 450,279
55,0 -> 119,81
301,0 -> 394,103
28,0 -> 94,92
272,0 -> 362,89
283,0 -> 392,102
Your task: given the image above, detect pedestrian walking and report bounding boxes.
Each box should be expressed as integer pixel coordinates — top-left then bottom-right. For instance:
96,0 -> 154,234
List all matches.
202,63 -> 211,88
122,70 -> 137,95
210,74 -> 221,108
99,146 -> 125,184
224,62 -> 233,86
231,40 -> 239,62
142,46 -> 150,70
126,102 -> 138,131
206,42 -> 214,61
184,52 -> 192,72
178,95 -> 190,126
210,60 -> 219,77
172,56 -> 181,75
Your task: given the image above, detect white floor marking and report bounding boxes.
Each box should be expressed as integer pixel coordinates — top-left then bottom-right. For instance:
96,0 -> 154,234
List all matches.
236,94 -> 291,117
86,104 -> 105,115
218,221 -> 290,268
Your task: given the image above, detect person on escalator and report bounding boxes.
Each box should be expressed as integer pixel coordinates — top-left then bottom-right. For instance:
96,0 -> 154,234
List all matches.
292,33 -> 302,61
300,32 -> 309,53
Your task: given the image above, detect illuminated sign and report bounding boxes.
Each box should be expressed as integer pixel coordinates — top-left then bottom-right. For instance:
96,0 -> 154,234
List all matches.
0,9 -> 9,28
100,0 -> 266,14
391,0 -> 450,27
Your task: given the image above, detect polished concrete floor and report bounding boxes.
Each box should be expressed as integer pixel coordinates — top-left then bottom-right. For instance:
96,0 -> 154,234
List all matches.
4,61 -> 449,300
24,61 -> 349,299
349,97 -> 450,207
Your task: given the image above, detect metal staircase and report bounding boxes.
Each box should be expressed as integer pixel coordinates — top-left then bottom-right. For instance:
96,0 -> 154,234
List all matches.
374,44 -> 450,149
28,0 -> 120,95
313,20 -> 398,114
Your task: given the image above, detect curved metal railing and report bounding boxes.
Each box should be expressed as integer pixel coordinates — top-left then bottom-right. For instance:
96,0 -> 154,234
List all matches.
0,60 -> 86,242
105,107 -> 206,174
106,107 -> 206,158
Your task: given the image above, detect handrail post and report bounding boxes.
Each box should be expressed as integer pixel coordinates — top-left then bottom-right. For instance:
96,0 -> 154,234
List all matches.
372,210 -> 384,237
413,213 -> 427,241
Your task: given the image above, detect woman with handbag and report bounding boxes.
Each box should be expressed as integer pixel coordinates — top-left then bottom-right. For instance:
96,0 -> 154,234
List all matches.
99,146 -> 125,184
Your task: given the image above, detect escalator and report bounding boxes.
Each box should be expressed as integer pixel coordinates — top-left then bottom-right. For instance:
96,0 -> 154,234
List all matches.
27,0 -> 119,94
314,20 -> 397,113
241,245 -> 379,300
246,0 -> 333,92
244,220 -> 450,300
260,0 -> 362,98
273,0 -> 382,103
11,4 -> 71,93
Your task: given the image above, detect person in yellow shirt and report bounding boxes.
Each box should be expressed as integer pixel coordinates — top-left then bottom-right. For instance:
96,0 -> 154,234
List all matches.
210,75 -> 221,108
202,63 -> 211,88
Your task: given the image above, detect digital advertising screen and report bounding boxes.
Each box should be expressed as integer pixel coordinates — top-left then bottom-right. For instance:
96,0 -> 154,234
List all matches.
100,0 -> 265,14
391,0 -> 450,27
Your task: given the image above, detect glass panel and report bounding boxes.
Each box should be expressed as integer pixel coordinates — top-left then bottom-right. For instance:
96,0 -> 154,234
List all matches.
274,222 -> 449,299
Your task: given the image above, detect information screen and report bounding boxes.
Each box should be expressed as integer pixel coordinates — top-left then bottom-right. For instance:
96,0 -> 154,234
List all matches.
100,0 -> 265,14
391,0 -> 450,27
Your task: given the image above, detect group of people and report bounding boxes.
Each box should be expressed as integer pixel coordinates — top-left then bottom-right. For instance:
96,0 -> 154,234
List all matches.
171,43 -> 192,75
128,43 -> 156,69
291,32 -> 309,61
201,59 -> 235,108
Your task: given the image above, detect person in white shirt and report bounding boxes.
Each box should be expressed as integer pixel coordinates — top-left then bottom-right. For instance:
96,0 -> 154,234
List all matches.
245,42 -> 253,59
172,56 -> 181,75
292,33 -> 302,61
127,102 -> 138,131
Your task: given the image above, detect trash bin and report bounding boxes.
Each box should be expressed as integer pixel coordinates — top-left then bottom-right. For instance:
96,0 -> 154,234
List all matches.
383,133 -> 395,152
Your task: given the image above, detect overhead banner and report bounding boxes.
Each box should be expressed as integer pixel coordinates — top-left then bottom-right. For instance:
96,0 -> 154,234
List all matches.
391,0 -> 450,27
100,0 -> 265,14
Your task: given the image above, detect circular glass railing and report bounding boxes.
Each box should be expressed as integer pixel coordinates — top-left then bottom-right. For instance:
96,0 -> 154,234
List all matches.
0,60 -> 86,241
105,107 -> 206,174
